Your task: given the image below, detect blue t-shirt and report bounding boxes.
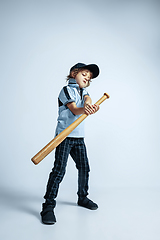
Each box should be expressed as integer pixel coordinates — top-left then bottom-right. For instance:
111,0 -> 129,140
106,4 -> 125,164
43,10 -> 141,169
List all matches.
55,78 -> 89,137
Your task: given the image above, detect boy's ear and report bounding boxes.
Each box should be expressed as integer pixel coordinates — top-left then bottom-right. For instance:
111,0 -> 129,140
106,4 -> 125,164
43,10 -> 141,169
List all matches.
71,70 -> 76,78
70,71 -> 74,78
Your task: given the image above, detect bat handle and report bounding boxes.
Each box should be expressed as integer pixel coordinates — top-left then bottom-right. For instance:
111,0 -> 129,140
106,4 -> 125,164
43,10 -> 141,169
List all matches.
95,93 -> 110,105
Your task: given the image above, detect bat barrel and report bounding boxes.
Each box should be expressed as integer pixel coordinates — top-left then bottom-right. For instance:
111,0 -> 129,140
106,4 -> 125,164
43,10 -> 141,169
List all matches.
31,114 -> 88,165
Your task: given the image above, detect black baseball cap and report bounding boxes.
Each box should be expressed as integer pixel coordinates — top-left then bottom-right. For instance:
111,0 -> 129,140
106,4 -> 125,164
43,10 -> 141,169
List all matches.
70,63 -> 100,79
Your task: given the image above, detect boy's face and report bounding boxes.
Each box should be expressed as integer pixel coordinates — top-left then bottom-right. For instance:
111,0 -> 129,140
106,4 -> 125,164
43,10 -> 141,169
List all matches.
75,69 -> 92,88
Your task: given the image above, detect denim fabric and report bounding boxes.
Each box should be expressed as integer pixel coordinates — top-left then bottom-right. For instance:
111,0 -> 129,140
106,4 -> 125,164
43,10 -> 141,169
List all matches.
44,137 -> 90,208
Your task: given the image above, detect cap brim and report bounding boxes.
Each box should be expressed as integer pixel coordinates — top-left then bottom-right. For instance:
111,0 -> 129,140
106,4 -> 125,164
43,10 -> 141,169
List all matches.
82,64 -> 99,79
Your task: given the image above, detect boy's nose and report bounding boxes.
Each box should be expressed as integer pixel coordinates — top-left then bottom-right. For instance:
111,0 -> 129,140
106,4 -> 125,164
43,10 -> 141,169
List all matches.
85,77 -> 90,81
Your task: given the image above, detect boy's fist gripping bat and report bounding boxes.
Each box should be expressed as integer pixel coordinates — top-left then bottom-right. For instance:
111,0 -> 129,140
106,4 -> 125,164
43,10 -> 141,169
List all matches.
31,93 -> 110,165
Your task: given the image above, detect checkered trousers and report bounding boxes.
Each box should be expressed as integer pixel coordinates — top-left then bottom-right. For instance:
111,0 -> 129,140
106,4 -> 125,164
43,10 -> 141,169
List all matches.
44,137 -> 90,208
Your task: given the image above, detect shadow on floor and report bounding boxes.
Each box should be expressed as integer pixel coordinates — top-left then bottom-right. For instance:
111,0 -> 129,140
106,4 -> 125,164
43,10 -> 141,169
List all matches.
0,186 -> 41,220
57,200 -> 77,207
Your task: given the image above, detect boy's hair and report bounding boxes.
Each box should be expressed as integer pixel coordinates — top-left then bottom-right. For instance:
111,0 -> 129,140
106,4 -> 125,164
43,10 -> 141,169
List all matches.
66,68 -> 93,87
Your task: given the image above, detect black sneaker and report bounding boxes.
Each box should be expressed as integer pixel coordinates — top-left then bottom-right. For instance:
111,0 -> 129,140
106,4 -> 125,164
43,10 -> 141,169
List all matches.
40,205 -> 56,224
77,197 -> 98,210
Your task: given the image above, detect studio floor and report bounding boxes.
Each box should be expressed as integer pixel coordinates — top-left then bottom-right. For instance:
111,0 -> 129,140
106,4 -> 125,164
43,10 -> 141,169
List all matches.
0,185 -> 160,240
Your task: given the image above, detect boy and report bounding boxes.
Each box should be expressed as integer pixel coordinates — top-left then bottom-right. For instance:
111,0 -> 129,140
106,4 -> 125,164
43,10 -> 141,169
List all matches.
41,63 -> 100,224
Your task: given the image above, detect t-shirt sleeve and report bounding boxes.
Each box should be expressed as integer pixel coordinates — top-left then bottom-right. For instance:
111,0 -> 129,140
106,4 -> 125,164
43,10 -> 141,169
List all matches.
83,88 -> 90,98
58,86 -> 76,106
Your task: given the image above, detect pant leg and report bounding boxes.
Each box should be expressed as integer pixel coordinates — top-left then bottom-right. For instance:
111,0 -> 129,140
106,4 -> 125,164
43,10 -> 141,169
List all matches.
44,138 -> 71,207
70,138 -> 90,199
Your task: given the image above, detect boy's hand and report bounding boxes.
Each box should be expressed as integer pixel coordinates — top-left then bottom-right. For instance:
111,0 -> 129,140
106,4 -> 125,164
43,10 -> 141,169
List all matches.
84,103 -> 100,115
92,104 -> 100,113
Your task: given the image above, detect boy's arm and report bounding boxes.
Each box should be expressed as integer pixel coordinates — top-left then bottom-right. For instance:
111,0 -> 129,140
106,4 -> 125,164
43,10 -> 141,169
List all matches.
84,95 -> 92,105
67,102 -> 85,115
67,95 -> 99,116
84,95 -> 100,115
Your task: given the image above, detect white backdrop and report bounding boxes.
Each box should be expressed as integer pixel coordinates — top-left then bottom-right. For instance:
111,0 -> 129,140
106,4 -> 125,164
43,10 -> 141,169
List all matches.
0,0 -> 160,239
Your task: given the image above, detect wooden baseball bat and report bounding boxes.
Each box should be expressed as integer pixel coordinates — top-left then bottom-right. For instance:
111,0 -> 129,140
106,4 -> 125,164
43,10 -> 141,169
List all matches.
31,93 -> 110,165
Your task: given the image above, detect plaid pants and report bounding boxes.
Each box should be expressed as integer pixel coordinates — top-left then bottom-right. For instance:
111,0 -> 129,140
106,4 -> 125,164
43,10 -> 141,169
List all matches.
44,137 -> 90,208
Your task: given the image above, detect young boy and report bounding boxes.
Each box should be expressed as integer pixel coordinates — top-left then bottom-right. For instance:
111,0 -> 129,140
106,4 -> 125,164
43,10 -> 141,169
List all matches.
41,63 -> 100,224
